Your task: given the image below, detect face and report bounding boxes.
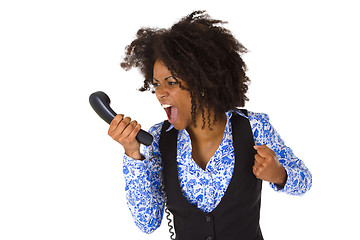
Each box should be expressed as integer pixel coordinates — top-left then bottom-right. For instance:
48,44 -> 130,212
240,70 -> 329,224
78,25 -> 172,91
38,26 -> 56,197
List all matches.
153,59 -> 193,130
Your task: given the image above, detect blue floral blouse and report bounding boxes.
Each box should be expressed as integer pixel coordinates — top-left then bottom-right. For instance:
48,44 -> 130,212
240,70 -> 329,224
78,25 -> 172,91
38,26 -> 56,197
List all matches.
122,110 -> 312,233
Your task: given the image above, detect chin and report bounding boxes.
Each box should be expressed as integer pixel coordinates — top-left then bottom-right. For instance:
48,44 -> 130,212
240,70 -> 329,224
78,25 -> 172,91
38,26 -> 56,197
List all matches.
170,120 -> 187,131
172,123 -> 185,131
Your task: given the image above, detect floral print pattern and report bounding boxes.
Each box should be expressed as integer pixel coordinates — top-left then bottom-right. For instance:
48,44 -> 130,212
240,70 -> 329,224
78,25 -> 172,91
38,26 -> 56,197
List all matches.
122,110 -> 312,233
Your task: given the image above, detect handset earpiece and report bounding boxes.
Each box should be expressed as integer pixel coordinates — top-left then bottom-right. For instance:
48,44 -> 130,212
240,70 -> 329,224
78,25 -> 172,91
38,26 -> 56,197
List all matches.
89,91 -> 153,146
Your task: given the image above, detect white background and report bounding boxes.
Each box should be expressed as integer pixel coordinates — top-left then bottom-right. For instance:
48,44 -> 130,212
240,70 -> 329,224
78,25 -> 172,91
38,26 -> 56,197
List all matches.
1,0 -> 359,239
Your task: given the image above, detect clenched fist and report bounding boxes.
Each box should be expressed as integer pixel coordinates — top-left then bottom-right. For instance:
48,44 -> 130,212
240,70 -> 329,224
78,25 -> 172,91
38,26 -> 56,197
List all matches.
108,114 -> 143,160
253,145 -> 287,187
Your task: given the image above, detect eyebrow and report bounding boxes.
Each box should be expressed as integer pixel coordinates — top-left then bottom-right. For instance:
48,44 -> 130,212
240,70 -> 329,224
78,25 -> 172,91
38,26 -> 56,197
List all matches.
153,76 -> 174,82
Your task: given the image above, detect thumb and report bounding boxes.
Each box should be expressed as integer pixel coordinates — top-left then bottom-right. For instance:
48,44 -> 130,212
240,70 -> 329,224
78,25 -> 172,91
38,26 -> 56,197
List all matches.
253,145 -> 264,150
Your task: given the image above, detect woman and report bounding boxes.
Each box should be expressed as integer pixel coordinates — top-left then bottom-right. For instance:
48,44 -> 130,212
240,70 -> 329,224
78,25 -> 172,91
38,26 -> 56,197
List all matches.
108,11 -> 312,240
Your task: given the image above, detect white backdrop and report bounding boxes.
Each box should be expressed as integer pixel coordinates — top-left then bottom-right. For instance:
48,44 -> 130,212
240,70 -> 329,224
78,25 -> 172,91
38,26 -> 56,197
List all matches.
1,0 -> 359,239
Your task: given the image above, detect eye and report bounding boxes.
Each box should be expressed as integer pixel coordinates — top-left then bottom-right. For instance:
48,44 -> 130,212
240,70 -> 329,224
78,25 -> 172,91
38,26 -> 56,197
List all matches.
168,81 -> 178,86
153,82 -> 160,87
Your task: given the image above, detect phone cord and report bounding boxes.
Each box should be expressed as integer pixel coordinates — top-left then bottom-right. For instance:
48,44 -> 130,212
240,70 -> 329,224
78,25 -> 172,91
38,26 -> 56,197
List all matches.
163,189 -> 175,239
165,203 -> 175,240
151,145 -> 176,240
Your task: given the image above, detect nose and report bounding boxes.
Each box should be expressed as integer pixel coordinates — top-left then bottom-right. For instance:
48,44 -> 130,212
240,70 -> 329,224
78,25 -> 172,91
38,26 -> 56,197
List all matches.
155,84 -> 168,101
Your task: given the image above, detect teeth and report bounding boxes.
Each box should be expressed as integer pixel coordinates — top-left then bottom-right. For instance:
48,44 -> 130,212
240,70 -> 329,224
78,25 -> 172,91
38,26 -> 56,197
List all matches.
162,104 -> 172,108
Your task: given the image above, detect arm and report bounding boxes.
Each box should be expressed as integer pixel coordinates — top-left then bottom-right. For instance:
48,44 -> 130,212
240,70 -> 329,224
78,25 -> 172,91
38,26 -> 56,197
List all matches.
122,139 -> 165,233
108,115 -> 165,233
123,123 -> 165,233
250,112 -> 312,195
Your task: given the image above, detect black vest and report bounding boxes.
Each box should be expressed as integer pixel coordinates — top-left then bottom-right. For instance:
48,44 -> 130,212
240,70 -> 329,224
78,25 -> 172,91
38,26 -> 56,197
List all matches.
159,111 -> 263,240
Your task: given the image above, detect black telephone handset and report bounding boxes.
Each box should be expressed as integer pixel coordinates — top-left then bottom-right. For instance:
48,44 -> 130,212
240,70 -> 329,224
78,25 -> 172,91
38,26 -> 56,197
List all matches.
89,91 -> 153,146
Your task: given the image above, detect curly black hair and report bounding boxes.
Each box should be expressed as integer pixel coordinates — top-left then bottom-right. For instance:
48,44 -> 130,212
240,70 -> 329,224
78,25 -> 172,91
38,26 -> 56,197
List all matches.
121,10 -> 250,128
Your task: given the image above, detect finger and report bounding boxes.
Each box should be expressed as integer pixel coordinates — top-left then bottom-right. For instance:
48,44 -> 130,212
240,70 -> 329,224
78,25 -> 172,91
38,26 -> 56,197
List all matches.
254,157 -> 265,170
127,123 -> 141,142
117,117 -> 132,134
252,165 -> 260,179
253,160 -> 261,171
108,114 -> 124,133
119,121 -> 138,140
253,145 -> 267,158
253,144 -> 266,150
110,117 -> 132,140
254,153 -> 265,163
255,152 -> 267,166
254,145 -> 275,159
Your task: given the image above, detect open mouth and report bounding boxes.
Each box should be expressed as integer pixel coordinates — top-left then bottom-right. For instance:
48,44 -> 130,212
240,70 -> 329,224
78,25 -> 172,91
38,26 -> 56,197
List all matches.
162,104 -> 177,124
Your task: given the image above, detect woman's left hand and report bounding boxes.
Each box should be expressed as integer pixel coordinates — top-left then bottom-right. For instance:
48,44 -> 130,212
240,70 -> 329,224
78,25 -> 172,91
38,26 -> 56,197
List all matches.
253,145 -> 287,186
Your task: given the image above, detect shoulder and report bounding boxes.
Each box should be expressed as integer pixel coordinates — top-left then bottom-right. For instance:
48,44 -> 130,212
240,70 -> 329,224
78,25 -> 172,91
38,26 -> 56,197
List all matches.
247,110 -> 271,132
229,109 -> 271,129
246,110 -> 270,122
234,109 -> 270,125
236,110 -> 271,143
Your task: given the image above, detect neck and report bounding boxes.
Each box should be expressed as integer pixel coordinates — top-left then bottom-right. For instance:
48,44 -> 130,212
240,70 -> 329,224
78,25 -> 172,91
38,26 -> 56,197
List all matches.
186,110 -> 227,142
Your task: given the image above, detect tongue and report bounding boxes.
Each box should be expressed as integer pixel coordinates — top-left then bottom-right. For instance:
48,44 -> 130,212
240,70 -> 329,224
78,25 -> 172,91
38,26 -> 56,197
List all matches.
166,107 -> 178,124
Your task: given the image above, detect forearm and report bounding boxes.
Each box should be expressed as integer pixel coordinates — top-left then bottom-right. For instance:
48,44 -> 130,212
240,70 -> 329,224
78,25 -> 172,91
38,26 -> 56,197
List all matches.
270,156 -> 312,195
251,112 -> 312,195
266,137 -> 312,194
123,154 -> 165,233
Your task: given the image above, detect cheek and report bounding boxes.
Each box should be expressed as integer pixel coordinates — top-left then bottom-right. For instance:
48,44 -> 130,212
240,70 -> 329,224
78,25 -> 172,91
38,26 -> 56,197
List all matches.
182,93 -> 192,110
183,96 -> 193,121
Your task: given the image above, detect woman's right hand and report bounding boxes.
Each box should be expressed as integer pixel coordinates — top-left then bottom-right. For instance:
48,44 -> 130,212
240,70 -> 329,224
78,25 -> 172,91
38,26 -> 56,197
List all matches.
108,114 -> 143,160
